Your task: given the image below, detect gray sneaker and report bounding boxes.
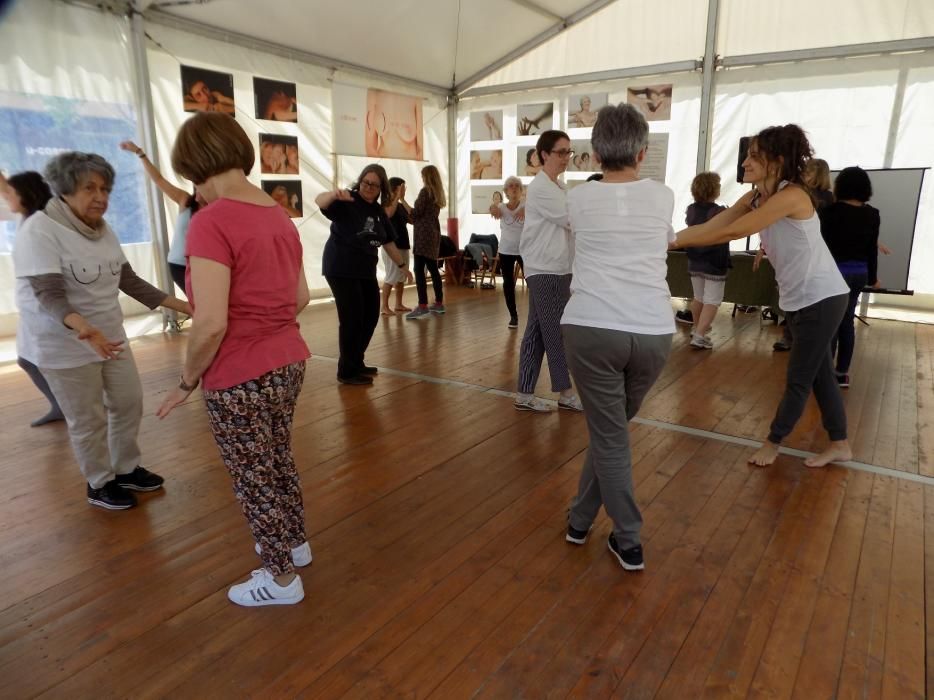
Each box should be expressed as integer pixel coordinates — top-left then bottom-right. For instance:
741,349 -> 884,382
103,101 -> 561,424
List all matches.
406,306 -> 431,320
690,334 -> 713,350
429,303 -> 446,315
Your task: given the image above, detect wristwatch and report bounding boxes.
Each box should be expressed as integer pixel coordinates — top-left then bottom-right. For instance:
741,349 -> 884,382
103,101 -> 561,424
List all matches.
179,375 -> 199,391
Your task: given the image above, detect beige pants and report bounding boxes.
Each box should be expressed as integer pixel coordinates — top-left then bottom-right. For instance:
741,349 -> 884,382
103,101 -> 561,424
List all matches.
41,347 -> 143,489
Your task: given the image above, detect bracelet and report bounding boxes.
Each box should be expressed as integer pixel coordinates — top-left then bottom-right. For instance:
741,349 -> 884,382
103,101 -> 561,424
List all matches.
397,261 -> 406,268
137,151 -> 146,159
179,375 -> 199,392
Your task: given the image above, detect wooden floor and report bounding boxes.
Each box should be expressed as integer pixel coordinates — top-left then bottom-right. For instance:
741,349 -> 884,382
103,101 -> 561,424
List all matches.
0,283 -> 932,698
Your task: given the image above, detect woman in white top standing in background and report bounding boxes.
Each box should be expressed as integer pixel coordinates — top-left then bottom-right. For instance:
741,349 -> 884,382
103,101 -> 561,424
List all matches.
562,103 -> 674,572
673,124 -> 851,469
514,130 -> 582,413
490,175 -> 525,329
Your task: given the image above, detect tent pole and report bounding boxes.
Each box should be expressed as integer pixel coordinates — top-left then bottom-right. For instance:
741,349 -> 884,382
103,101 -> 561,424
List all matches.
447,94 -> 459,224
696,0 -> 720,173
128,2 -> 177,330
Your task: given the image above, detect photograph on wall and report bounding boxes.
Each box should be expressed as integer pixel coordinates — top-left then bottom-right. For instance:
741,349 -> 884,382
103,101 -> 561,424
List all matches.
258,134 -> 299,175
567,139 -> 597,173
469,110 -> 503,141
627,84 -> 672,121
517,145 -> 542,177
262,179 -> 303,218
470,149 -> 503,180
332,83 -> 424,160
516,102 -> 554,136
180,65 -> 235,115
471,185 -> 507,214
253,77 -> 297,122
567,93 -> 607,128
641,133 -> 670,182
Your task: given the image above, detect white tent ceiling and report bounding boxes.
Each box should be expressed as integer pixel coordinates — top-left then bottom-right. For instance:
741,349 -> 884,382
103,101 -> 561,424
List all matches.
144,0 -> 608,93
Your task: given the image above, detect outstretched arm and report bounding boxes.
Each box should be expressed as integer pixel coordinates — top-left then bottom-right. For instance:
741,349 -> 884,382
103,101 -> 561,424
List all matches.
120,141 -> 190,208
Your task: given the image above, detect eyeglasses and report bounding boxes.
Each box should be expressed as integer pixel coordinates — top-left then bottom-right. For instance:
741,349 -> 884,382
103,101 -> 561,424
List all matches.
360,179 -> 381,189
548,149 -> 575,158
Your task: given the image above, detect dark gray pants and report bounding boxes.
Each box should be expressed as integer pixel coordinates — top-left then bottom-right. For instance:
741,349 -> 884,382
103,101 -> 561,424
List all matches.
768,293 -> 848,444
563,324 -> 672,549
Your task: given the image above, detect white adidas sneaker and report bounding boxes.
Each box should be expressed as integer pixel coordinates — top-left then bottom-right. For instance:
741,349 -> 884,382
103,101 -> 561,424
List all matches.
227,568 -> 304,607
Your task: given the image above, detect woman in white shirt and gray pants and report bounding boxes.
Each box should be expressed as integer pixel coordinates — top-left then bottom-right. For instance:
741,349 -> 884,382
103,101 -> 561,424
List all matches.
514,130 -> 582,413
562,104 -> 674,572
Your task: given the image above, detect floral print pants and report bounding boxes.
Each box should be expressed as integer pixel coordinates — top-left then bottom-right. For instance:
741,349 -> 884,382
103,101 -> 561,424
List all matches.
203,361 -> 306,576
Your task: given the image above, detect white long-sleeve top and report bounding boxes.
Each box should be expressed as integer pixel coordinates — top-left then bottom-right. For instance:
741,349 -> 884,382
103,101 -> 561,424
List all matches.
519,171 -> 573,277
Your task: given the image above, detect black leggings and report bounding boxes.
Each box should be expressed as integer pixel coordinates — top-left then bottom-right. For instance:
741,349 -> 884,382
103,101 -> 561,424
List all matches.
168,263 -> 186,293
499,254 -> 523,320
768,293 -> 848,444
326,276 -> 380,379
414,254 -> 443,306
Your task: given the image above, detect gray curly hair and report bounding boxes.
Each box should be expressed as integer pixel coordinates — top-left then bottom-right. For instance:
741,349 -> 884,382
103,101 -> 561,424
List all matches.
43,152 -> 115,196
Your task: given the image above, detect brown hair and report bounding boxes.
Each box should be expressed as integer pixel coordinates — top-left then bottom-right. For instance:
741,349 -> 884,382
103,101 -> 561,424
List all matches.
690,171 -> 721,203
535,129 -> 570,167
352,164 -> 391,205
804,158 -> 831,191
171,112 -> 254,184
421,164 -> 446,209
748,124 -> 813,196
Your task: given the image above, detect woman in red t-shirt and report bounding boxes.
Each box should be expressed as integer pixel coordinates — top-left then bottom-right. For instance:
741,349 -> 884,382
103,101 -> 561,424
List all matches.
157,112 -> 312,608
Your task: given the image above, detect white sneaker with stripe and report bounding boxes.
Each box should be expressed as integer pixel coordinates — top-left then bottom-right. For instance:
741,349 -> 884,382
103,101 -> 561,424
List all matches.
227,568 -> 304,607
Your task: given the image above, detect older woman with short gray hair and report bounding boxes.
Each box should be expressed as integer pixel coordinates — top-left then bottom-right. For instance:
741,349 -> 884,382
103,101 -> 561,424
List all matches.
561,103 -> 675,572
13,151 -> 190,510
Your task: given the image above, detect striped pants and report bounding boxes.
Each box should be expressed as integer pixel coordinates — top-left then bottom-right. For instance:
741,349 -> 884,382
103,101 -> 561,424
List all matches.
517,273 -> 573,394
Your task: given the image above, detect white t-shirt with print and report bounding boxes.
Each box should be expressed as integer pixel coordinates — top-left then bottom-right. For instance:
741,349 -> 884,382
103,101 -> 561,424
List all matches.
497,201 -> 525,256
562,179 -> 676,335
14,212 -> 128,369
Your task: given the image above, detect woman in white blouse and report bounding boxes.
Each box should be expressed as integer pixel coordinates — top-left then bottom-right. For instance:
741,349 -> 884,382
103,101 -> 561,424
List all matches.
490,176 -> 525,328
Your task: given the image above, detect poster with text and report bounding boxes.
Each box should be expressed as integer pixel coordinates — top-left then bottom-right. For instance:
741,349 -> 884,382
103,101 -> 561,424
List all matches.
181,65 -> 235,115
627,84 -> 672,121
641,133 -> 670,182
332,83 -> 424,160
470,150 -> 503,180
471,186 -> 505,214
262,180 -> 303,218
253,77 -> 297,122
567,93 -> 607,128
516,102 -> 554,136
259,134 -> 299,174
470,110 -> 503,141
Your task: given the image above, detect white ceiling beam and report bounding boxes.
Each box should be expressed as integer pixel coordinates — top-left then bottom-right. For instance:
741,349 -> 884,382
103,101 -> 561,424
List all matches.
141,7 -> 454,96
458,59 -> 699,99
454,0 -> 618,94
506,0 -> 564,23
721,37 -> 934,68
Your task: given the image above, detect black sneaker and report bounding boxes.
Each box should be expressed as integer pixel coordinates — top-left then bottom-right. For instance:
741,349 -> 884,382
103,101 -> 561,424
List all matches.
338,374 -> 373,385
115,466 -> 164,492
566,523 -> 591,545
675,309 -> 693,325
772,339 -> 791,352
608,533 -> 644,571
87,480 -> 137,510
360,365 -> 379,375
837,373 -> 850,388
508,317 -> 519,329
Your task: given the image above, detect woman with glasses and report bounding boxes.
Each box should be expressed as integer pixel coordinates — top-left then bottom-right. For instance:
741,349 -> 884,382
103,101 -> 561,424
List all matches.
514,130 -> 582,413
316,165 -> 412,384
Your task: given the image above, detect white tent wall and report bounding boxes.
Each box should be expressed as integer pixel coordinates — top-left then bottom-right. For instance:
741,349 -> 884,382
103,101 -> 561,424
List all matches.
145,21 -> 449,293
0,0 -> 157,337
456,71 -> 701,241
710,52 -> 934,298
470,0 -> 708,92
